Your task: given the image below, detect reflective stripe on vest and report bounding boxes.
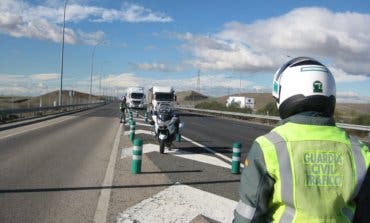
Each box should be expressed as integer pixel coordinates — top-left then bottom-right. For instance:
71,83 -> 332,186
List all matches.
349,136 -> 367,199
264,131 -> 295,223
235,200 -> 256,220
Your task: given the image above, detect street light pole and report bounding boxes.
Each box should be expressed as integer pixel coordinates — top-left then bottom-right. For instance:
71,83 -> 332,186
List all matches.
59,0 -> 68,106
239,73 -> 241,95
89,41 -> 105,103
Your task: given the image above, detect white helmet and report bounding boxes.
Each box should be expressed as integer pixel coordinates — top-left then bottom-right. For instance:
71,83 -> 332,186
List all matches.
272,57 -> 336,119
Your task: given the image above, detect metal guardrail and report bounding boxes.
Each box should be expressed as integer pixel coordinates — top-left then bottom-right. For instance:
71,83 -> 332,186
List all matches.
177,107 -> 370,133
0,102 -> 106,122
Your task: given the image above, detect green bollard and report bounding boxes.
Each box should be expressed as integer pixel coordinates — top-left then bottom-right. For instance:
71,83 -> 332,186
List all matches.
132,138 -> 143,174
129,125 -> 135,142
144,113 -> 148,123
130,120 -> 136,128
176,134 -> 181,142
231,142 -> 241,174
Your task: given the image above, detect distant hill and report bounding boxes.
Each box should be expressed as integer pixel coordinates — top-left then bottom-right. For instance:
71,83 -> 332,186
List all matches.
214,93 -> 274,111
176,91 -> 209,104
0,90 -> 103,110
177,91 -> 369,121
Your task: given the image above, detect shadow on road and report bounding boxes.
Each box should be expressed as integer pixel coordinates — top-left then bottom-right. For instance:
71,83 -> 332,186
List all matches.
178,146 -> 232,154
140,169 -> 203,174
0,179 -> 240,194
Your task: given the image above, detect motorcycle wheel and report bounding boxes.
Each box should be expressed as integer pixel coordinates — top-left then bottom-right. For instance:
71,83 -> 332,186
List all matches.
160,141 -> 165,154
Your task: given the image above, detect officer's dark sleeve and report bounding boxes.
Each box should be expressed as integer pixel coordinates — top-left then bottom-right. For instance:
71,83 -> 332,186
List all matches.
233,142 -> 275,223
354,168 -> 370,222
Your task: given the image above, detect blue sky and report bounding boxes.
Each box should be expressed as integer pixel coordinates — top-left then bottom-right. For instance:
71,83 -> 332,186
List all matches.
0,0 -> 370,103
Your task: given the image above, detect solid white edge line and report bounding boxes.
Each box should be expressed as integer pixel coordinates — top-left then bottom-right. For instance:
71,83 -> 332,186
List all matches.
93,123 -> 123,223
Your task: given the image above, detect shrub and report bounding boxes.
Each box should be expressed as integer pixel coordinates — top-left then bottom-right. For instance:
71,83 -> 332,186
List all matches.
352,114 -> 370,125
257,102 -> 279,116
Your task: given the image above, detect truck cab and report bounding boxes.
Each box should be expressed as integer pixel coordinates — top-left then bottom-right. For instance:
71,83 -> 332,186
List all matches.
148,86 -> 176,113
126,87 -> 146,109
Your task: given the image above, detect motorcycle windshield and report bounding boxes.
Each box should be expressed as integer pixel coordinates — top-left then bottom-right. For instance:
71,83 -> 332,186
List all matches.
156,104 -> 173,122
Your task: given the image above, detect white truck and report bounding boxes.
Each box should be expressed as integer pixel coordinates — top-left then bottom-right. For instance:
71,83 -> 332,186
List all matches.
226,96 -> 255,109
147,86 -> 176,112
126,87 -> 146,109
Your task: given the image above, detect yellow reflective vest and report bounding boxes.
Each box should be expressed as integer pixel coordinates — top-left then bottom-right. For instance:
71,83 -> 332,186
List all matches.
255,122 -> 370,222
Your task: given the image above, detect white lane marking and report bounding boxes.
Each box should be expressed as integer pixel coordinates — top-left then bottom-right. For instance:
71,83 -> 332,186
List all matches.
181,135 -> 245,168
121,143 -> 230,169
121,129 -> 244,168
93,123 -> 123,223
124,129 -> 153,136
117,184 -> 237,223
0,108 -> 99,140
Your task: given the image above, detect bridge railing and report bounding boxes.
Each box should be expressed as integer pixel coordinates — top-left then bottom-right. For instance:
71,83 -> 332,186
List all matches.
177,106 -> 370,134
0,102 -> 106,123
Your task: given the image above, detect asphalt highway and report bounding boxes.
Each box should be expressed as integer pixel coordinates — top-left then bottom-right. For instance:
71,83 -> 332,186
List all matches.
0,104 -> 120,223
179,112 -> 273,161
0,104 -> 368,222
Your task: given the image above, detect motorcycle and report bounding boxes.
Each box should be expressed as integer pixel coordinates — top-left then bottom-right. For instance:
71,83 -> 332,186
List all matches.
151,103 -> 183,153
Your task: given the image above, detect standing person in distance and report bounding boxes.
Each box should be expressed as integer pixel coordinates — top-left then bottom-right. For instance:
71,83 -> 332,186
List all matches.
120,95 -> 127,123
233,57 -> 370,222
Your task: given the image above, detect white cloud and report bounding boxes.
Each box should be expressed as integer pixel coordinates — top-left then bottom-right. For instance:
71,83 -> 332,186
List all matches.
0,73 -> 60,96
99,72 -> 255,96
184,35 -> 276,72
31,73 -> 60,80
337,91 -> 359,98
180,7 -> 370,81
337,91 -> 370,103
93,2 -> 173,23
0,0 -> 172,45
130,62 -> 184,72
22,2 -> 172,23
328,66 -> 368,83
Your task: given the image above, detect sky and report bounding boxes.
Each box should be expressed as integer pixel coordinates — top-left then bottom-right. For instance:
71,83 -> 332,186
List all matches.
0,0 -> 370,103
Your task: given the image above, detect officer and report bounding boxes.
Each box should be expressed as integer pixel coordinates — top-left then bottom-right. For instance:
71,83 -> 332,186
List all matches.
234,57 -> 370,222
119,96 -> 127,123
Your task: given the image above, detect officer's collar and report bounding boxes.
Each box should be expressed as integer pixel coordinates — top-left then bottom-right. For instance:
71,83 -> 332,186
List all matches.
279,111 -> 336,126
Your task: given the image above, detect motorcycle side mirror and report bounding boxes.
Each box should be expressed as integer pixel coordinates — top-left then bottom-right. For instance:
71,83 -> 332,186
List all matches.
179,122 -> 184,129
150,120 -> 155,125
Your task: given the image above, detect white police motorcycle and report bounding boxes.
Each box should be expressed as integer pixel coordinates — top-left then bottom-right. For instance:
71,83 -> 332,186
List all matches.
151,103 -> 183,154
